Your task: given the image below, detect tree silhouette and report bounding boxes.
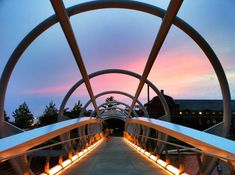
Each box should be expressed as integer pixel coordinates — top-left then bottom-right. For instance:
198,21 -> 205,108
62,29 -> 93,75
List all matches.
64,100 -> 83,118
39,101 -> 58,126
105,96 -> 117,108
13,102 -> 34,129
4,110 -> 10,122
84,109 -> 92,116
105,96 -> 114,102
70,100 -> 82,118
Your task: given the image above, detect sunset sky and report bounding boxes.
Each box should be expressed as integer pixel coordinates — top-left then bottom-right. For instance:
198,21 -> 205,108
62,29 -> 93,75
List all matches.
0,0 -> 235,118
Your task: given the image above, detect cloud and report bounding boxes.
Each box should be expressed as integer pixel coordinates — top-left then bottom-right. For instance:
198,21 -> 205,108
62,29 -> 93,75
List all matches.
23,81 -> 88,97
24,83 -> 73,95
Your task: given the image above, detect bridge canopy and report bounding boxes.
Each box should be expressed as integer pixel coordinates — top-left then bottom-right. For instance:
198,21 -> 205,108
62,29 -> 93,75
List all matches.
0,0 -> 234,175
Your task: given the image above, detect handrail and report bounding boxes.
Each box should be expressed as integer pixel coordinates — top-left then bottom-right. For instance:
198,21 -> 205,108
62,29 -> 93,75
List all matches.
0,132 -> 102,163
126,117 -> 235,160
0,117 -> 101,158
126,132 -> 235,162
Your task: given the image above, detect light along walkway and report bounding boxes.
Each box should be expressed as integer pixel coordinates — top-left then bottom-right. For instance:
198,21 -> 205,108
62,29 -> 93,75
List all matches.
61,137 -> 169,175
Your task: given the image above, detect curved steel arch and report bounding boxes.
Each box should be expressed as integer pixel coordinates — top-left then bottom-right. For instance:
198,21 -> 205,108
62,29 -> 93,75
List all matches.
99,106 -> 129,121
80,90 -> 148,117
58,69 -> 169,121
93,101 -> 139,118
100,106 -> 128,115
0,0 -> 231,137
100,106 -> 128,117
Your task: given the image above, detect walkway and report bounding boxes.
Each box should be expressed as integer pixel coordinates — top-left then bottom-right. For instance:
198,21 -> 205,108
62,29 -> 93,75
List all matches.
61,137 -> 168,175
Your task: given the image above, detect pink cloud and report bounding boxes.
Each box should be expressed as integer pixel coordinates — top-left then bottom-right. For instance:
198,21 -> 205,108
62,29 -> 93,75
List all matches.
120,57 -> 147,74
116,50 -> 220,99
24,83 -> 73,95
23,50 -> 223,100
24,81 -> 88,97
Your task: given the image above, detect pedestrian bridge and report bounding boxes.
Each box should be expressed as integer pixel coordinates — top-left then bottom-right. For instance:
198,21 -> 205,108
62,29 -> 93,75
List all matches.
0,0 -> 234,174
0,117 -> 235,175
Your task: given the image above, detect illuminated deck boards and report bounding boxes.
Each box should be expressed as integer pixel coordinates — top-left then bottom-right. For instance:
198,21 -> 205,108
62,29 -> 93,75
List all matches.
61,137 -> 168,175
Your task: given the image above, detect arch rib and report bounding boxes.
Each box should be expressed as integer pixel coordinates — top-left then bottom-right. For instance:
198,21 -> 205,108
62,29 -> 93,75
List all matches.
99,106 -> 129,121
80,90 -> 148,117
100,106 -> 128,116
57,69 -> 169,122
92,101 -> 139,118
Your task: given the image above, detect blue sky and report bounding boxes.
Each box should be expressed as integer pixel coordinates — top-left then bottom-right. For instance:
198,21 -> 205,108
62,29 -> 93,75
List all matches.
0,0 -> 235,118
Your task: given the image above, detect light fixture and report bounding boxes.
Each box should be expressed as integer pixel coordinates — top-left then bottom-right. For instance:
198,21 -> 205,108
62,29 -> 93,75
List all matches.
40,137 -> 104,175
71,155 -> 78,161
166,165 -> 180,175
123,137 -> 189,175
62,159 -> 72,168
48,165 -> 62,175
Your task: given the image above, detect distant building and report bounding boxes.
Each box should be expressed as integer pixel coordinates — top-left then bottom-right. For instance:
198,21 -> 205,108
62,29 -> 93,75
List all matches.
144,90 -> 235,131
175,99 -> 235,117
144,90 -> 179,117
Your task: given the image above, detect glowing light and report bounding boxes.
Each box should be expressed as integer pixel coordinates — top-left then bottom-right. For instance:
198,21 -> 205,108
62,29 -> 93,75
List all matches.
78,151 -> 84,157
144,152 -> 150,157
157,159 -> 167,167
150,155 -> 157,161
48,165 -> 62,175
123,138 -> 189,175
167,165 -> 180,175
71,155 -> 78,161
179,112 -> 182,115
199,112 -> 202,115
62,159 -> 72,168
39,138 -> 104,175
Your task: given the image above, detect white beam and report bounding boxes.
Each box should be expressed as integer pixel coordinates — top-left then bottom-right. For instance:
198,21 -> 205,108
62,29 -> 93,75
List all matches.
128,0 -> 183,116
50,0 -> 100,116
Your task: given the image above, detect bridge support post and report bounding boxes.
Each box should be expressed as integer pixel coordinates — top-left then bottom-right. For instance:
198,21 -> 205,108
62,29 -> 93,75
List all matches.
58,155 -> 63,165
44,156 -> 50,175
140,125 -> 150,150
88,124 -> 95,146
91,124 -> 94,145
78,125 -> 87,149
201,155 -> 218,175
177,148 -> 185,174
137,124 -> 141,146
68,150 -> 73,160
196,154 -> 205,175
10,156 -> 33,175
164,144 -> 170,165
228,161 -> 235,175
87,124 -> 91,146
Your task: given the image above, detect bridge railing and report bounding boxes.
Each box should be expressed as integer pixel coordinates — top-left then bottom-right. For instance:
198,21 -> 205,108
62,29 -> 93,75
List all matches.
0,117 -> 103,175
125,117 -> 235,175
